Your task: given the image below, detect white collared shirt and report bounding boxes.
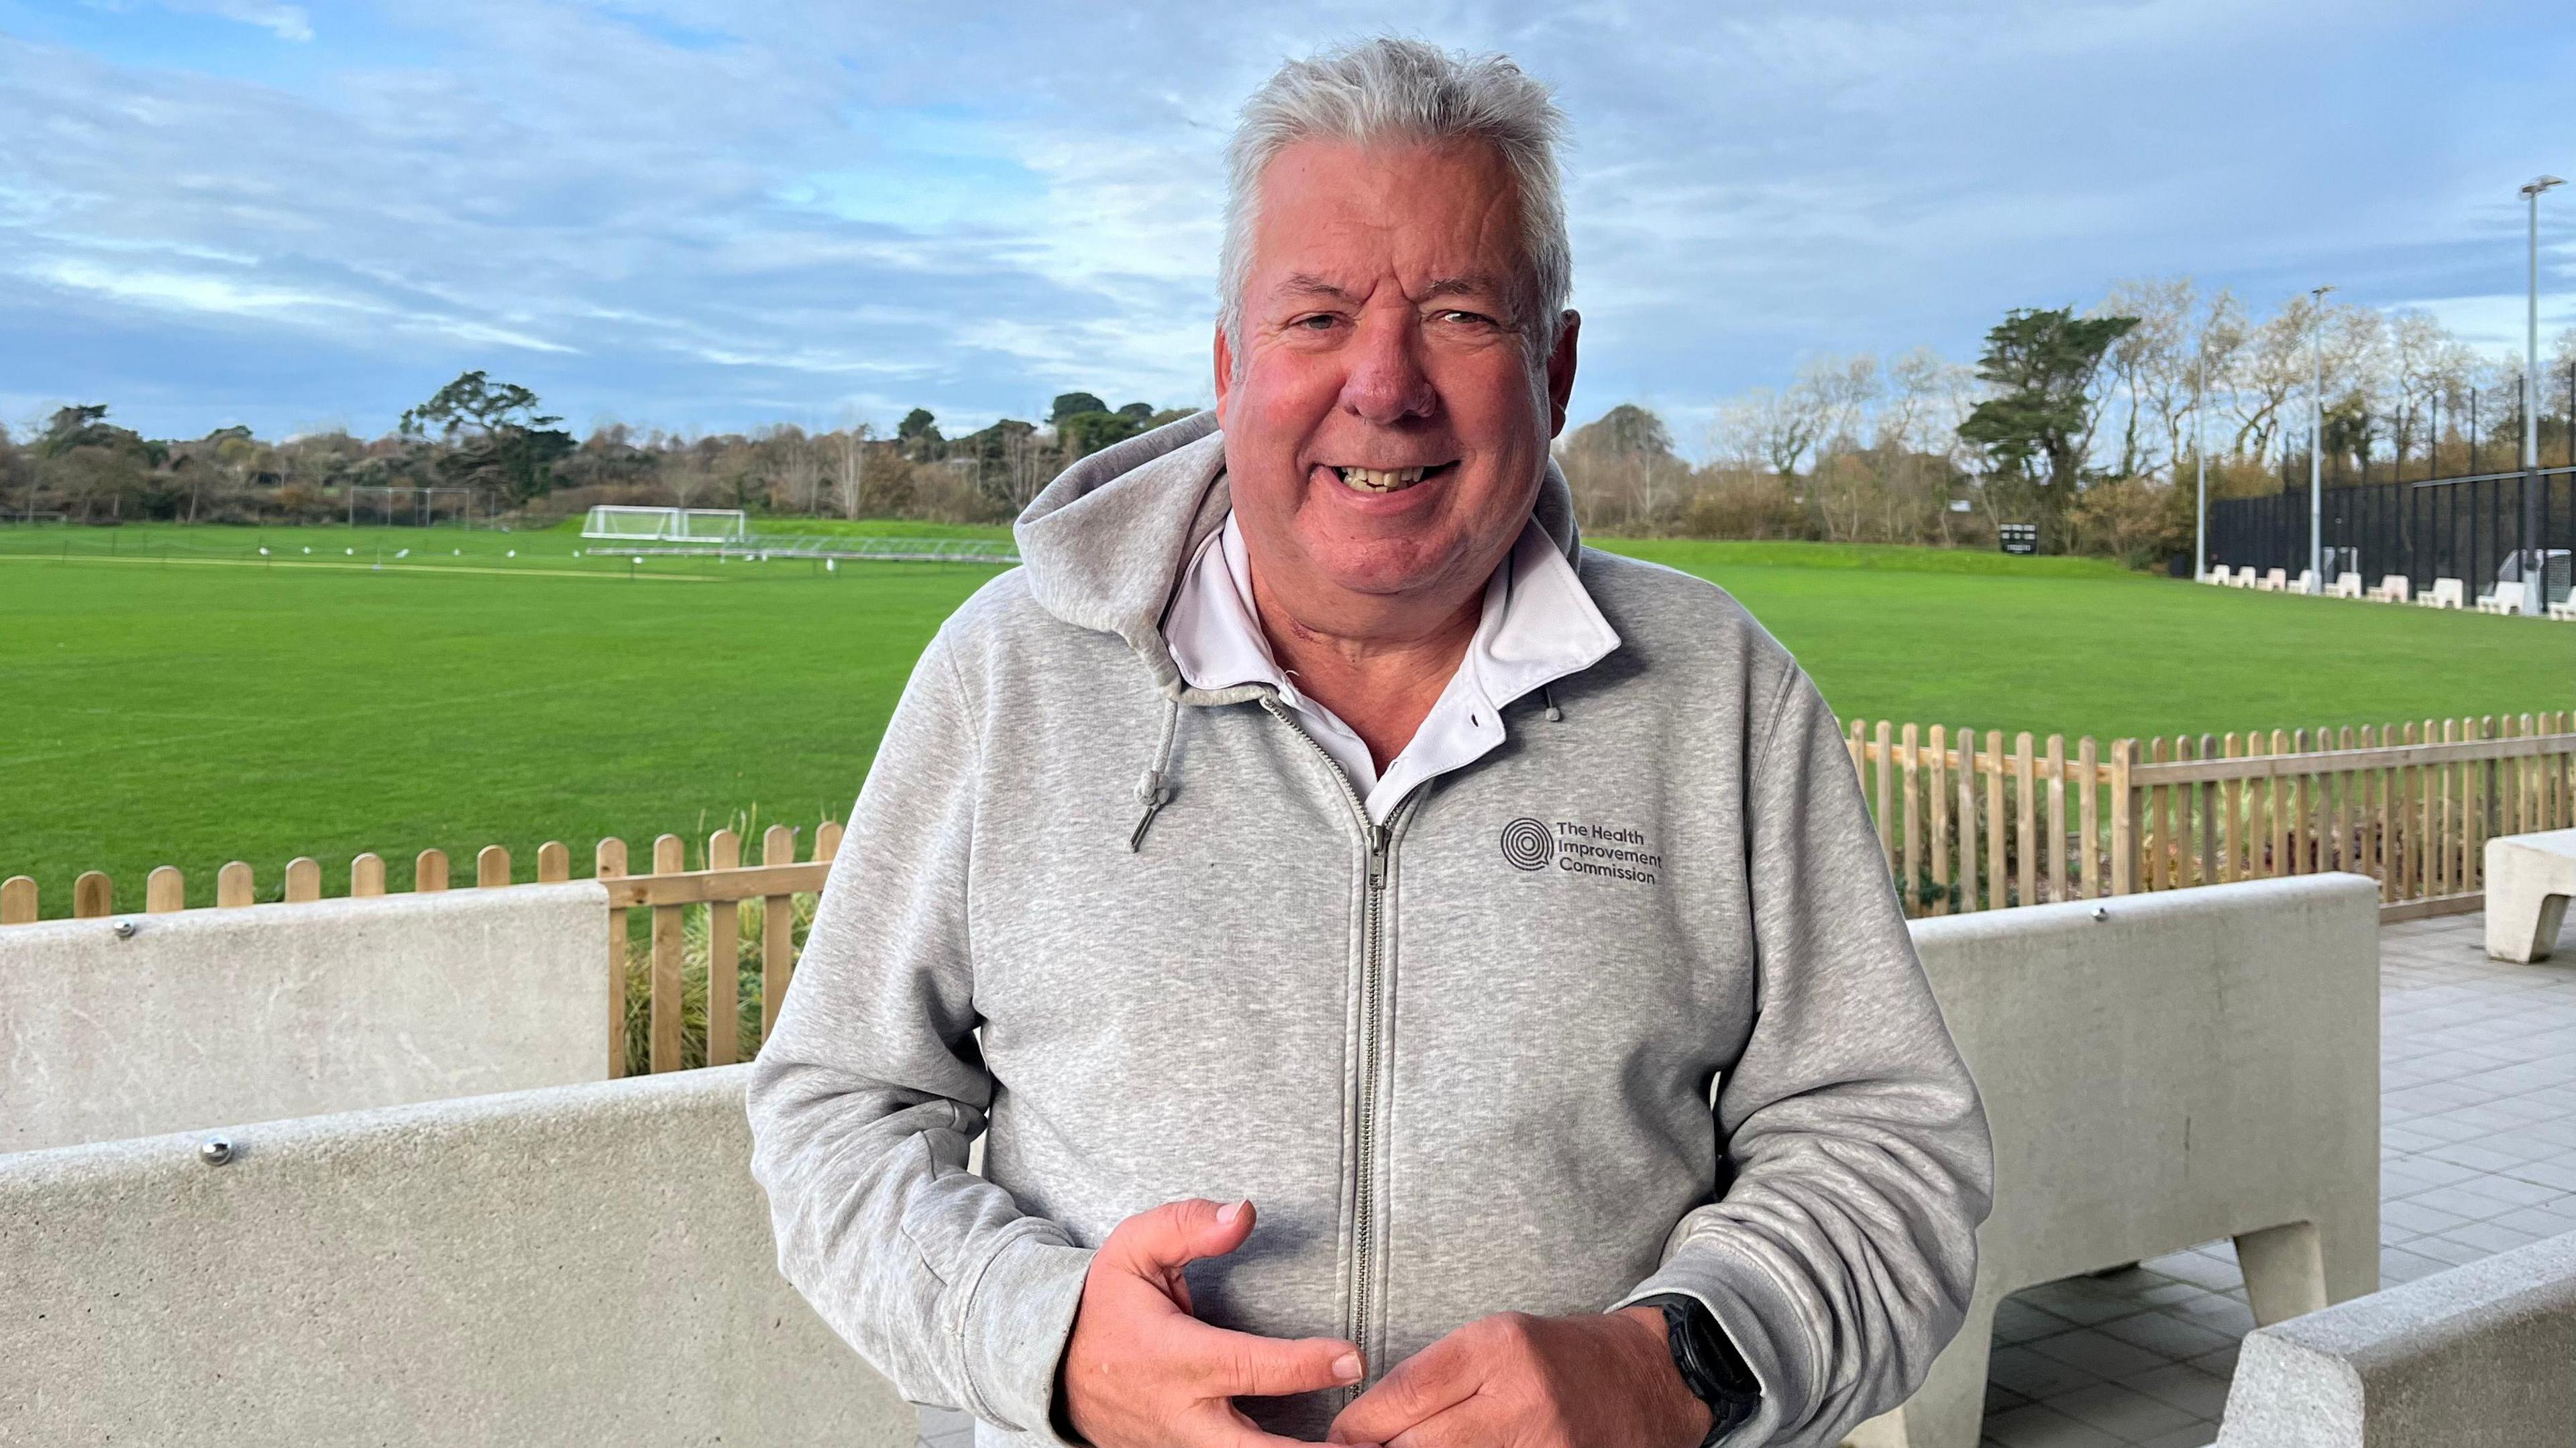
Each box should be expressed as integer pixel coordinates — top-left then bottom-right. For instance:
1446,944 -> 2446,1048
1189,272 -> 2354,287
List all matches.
1164,514 -> 1621,822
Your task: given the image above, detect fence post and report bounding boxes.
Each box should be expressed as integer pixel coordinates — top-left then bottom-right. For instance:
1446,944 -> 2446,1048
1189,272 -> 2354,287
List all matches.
596,838 -> 629,1078
73,871 -> 114,918
1955,726 -> 1980,912
476,844 -> 511,889
649,834 -> 685,1074
2109,738 -> 2136,895
2045,734 -> 2068,903
1900,722 -> 1921,915
0,876 -> 34,924
707,828 -> 741,1068
215,862 -> 254,908
351,852 -> 386,897
415,849 -> 448,893
282,857 -> 321,903
1927,725 -> 1951,915
536,841 -> 570,883
146,865 -> 186,913
2077,736 -> 2100,898
761,824 -> 798,1040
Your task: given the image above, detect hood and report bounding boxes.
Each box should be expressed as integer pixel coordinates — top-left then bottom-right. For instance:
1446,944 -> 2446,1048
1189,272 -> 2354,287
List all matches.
1011,408 -> 1585,704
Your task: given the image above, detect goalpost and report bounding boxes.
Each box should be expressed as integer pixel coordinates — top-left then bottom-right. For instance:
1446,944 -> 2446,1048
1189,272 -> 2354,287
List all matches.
347,486 -> 486,528
579,506 -> 750,545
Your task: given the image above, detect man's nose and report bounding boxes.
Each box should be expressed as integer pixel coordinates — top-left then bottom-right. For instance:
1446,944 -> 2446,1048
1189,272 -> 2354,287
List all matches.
1336,315 -> 1438,425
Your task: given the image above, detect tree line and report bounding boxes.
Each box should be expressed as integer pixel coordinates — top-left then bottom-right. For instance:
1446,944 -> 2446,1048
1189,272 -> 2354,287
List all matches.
1558,279 -> 2576,564
13,283 -> 2568,564
0,374 -> 1197,528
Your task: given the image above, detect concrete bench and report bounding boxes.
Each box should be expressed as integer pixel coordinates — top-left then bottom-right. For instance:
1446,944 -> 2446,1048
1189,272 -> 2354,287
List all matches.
2261,567 -> 2290,592
0,1066 -> 913,1447
2416,577 -> 2465,609
2213,1229 -> 2576,1447
2371,574 -> 2409,604
2484,828 -> 2576,963
1,883 -> 610,1156
2233,566 -> 2259,588
1849,876 -> 2383,1448
2327,571 -> 2364,600
2294,567 -> 2318,594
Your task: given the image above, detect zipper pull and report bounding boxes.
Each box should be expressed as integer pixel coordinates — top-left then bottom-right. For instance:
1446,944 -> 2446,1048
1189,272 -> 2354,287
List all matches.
1365,824 -> 1389,890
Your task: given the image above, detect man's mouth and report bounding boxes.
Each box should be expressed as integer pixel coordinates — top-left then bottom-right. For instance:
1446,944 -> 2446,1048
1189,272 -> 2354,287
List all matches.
1330,461 -> 1456,494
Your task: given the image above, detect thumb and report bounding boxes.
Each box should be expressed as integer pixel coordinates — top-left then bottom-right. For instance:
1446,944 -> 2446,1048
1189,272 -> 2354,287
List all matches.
1108,1197 -> 1258,1274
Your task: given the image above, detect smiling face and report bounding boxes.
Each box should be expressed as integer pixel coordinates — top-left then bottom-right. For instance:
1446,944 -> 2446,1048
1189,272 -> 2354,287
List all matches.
1214,136 -> 1578,636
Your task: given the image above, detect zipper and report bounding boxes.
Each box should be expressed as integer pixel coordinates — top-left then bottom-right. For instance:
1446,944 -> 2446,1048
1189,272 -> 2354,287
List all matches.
1257,695 -> 1415,1395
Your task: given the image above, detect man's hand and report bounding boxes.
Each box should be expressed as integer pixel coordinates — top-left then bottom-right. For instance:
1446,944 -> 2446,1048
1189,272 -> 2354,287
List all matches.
1061,1199 -> 1365,1447
1324,1307 -> 1712,1448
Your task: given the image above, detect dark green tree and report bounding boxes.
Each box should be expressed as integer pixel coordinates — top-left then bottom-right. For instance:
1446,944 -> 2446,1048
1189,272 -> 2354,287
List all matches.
398,371 -> 573,503
1050,392 -> 1108,426
1955,307 -> 2138,549
897,407 -> 941,441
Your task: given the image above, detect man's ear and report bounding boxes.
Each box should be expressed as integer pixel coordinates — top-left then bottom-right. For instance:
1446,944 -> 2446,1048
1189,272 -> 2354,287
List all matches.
1213,323 -> 1236,429
1546,311 -> 1581,438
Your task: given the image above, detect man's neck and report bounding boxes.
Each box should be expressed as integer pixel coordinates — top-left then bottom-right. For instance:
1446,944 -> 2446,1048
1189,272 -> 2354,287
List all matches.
1245,557 -> 1484,775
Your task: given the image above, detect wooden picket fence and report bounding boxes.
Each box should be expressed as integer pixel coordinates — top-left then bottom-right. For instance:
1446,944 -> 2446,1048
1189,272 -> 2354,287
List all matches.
0,822 -> 844,1078
1846,712 -> 2576,921
9,708 -> 2571,1076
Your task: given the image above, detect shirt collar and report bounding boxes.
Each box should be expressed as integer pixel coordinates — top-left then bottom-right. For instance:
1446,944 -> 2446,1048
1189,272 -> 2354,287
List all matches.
1165,512 -> 1619,718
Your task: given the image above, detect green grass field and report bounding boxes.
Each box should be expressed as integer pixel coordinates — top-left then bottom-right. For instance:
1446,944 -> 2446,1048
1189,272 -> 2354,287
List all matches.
5,520 -> 2565,915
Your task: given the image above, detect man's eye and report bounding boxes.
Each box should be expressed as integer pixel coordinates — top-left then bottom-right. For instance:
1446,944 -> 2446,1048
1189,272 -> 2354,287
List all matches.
1436,309 -> 1498,327
1293,314 -> 1340,331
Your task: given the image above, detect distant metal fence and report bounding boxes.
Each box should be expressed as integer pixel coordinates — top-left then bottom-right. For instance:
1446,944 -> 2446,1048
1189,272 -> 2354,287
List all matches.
2208,467 -> 2576,596
587,535 -> 1018,564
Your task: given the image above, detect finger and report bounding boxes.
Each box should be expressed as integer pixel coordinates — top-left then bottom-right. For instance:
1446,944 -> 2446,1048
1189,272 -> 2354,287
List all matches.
1106,1197 -> 1258,1276
1327,1332 -> 1481,1445
1174,1318 -> 1365,1399
1195,1401 -> 1341,1448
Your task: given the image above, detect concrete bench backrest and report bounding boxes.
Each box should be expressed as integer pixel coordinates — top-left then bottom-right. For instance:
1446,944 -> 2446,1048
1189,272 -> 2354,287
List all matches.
1,883 -> 609,1155
2215,1229 -> 2576,1447
0,1066 -> 915,1447
1852,875 -> 2383,1448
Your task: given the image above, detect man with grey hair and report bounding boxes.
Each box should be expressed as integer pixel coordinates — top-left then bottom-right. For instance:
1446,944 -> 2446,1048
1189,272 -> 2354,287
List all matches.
749,36 -> 1990,1448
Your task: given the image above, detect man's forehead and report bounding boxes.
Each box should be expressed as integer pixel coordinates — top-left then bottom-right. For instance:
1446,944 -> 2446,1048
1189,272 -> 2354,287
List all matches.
1271,271 -> 1513,306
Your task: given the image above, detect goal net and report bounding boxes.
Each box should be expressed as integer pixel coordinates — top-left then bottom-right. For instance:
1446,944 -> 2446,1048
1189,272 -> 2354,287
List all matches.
580,506 -> 749,543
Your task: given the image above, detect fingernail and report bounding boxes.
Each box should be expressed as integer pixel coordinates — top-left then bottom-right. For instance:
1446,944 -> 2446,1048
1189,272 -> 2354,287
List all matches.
1216,1199 -> 1248,1227
1333,1351 -> 1362,1384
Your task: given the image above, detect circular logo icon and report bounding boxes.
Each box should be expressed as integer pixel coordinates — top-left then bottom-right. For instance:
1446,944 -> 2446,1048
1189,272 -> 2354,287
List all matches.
1499,817 -> 1552,871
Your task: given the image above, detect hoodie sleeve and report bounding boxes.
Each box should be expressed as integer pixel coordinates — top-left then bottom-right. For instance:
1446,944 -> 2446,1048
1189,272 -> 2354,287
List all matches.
1615,663 -> 1994,1448
745,625 -> 1091,1441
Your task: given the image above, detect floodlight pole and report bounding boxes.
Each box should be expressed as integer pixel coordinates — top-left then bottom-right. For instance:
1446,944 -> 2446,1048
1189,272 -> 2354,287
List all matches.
2309,284 -> 2334,594
2194,347 -> 2208,581
2522,176 -> 2562,617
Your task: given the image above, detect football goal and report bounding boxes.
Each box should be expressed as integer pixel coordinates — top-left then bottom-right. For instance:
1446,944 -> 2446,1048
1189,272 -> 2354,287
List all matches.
579,506 -> 750,544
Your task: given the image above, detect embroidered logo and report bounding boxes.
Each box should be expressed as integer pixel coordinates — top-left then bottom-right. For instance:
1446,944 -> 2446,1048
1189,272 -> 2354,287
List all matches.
1499,817 -> 1552,871
1502,817 -> 1664,885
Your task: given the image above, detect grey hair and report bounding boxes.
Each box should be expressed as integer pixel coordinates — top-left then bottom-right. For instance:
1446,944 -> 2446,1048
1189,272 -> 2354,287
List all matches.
1218,37 -> 1571,364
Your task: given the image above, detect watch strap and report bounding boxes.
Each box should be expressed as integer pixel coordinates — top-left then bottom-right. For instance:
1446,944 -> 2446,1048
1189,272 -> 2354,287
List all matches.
1633,1293 -> 1760,1445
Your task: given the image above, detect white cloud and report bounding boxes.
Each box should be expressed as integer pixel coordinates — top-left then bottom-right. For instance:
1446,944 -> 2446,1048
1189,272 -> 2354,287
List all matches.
7,0 -> 2575,440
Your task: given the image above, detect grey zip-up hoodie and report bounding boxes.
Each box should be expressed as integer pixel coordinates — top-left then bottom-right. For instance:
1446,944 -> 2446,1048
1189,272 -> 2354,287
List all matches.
747,412 -> 1992,1447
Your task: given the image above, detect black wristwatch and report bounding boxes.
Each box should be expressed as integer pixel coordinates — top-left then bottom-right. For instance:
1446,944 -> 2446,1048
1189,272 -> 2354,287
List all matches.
1633,1294 -> 1760,1445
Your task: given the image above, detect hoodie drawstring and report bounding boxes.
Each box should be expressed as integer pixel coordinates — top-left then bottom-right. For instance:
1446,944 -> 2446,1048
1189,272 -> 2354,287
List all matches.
1128,697 -> 1181,852
1542,683 -> 1562,722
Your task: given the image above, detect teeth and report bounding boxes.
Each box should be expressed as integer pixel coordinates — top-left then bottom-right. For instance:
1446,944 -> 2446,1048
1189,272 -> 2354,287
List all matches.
1335,465 -> 1430,494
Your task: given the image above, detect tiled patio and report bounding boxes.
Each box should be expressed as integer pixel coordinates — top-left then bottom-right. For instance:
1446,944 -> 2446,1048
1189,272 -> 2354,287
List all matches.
918,910 -> 2576,1448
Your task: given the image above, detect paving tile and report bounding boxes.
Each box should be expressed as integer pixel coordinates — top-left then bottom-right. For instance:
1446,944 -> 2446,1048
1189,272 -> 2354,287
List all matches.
2381,1197 -> 2474,1236
2159,1424 -> 2226,1448
2138,1249 -> 2241,1292
2443,1219 -> 2544,1254
2123,1361 -> 2232,1420
1994,1296 -> 2078,1345
2025,1328 -> 2169,1380
2095,1311 -> 2236,1360
1982,1402 -> 2125,1448
2167,1293 -> 2255,1335
2039,1380 -> 2200,1440
2379,1245 -> 2454,1284
1986,1343 -> 2106,1400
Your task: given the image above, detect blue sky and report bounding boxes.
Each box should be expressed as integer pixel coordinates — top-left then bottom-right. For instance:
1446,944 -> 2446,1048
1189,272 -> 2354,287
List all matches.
5,0 -> 2575,451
